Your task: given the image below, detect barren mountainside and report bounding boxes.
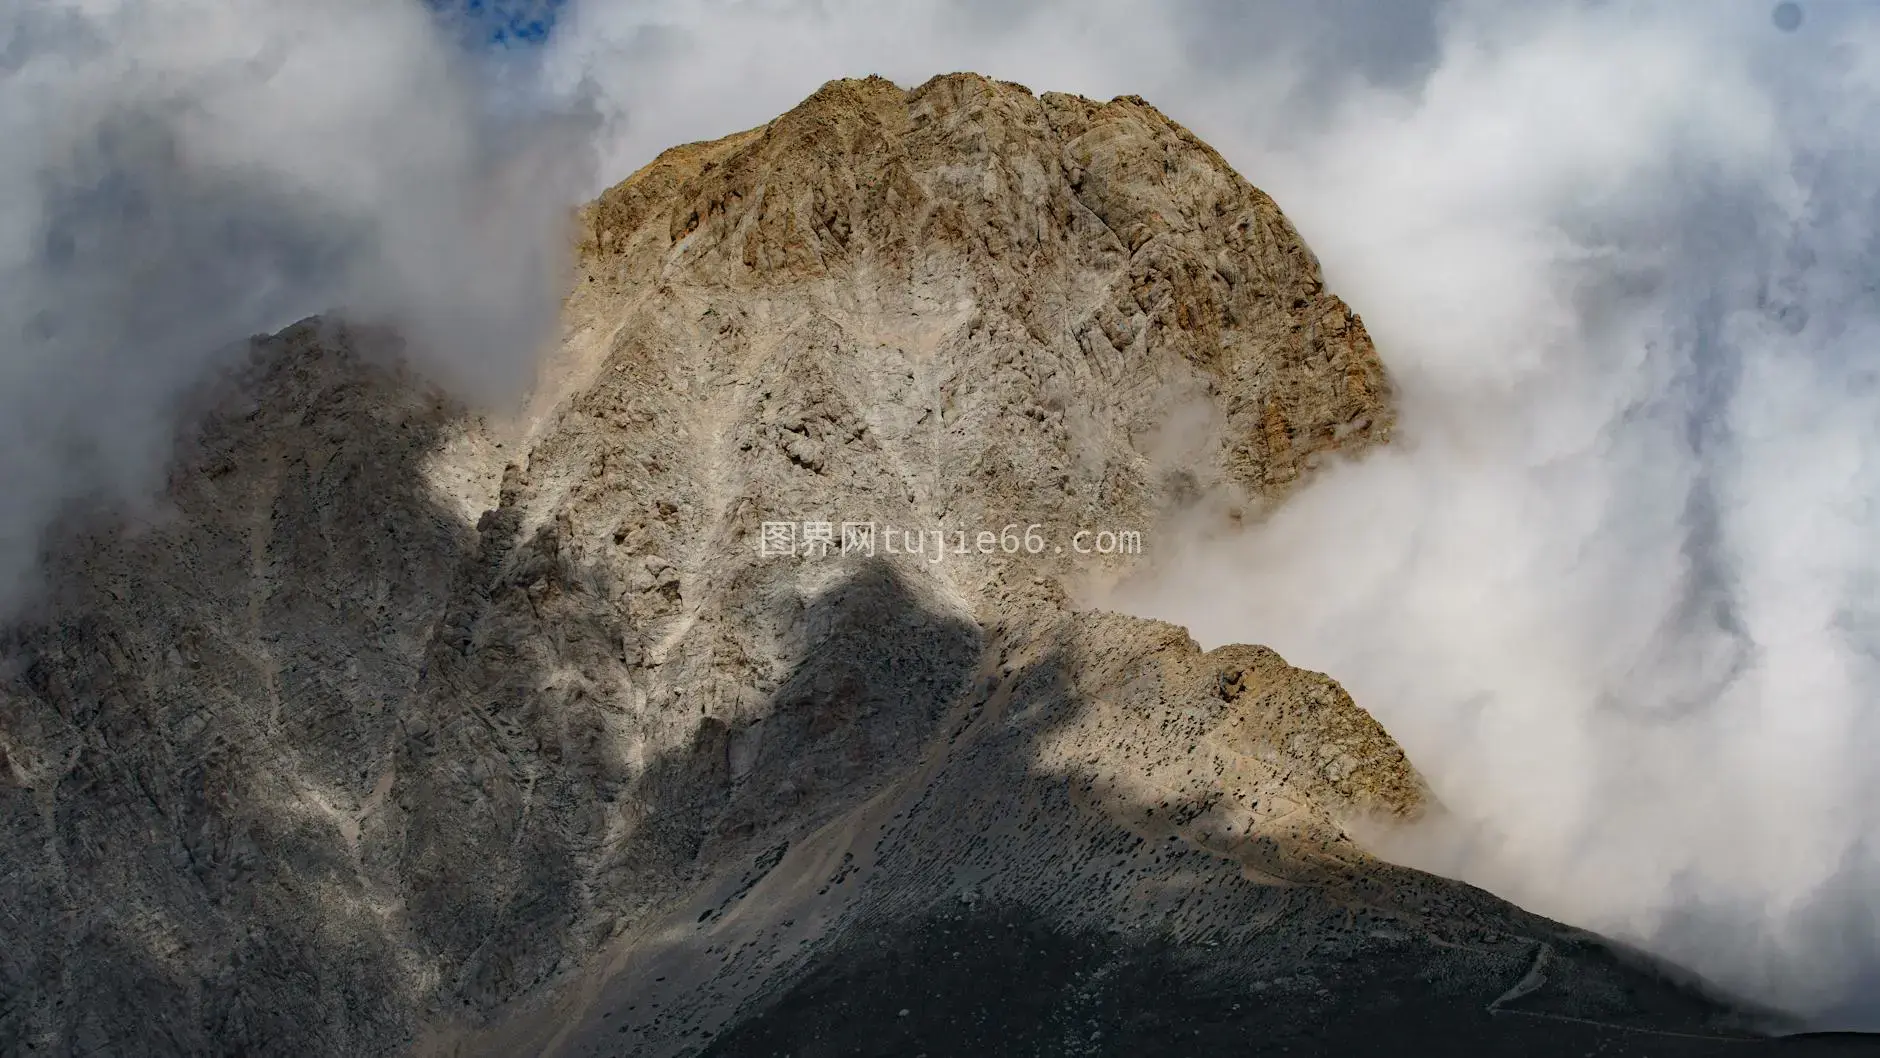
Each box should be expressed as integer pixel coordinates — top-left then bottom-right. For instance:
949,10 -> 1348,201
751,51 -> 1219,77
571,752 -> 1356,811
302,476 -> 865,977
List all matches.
0,73 -> 1825,1057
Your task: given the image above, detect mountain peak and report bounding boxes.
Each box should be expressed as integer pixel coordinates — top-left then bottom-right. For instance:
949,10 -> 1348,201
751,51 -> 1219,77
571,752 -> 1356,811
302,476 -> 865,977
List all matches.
574,73 -> 1392,503
0,73 -> 1761,1058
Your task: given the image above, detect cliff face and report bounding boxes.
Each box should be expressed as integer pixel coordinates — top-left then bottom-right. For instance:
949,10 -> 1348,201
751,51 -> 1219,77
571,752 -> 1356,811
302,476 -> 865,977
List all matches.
0,74 -> 1760,1057
567,73 -> 1391,528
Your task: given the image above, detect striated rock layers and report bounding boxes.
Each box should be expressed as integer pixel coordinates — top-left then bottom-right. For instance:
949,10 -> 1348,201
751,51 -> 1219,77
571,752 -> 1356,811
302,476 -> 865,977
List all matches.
0,74 -> 1793,1057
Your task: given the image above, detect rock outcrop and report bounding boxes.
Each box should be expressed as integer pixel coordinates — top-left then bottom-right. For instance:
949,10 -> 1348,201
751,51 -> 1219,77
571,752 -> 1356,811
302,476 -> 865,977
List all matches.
0,74 -> 1797,1057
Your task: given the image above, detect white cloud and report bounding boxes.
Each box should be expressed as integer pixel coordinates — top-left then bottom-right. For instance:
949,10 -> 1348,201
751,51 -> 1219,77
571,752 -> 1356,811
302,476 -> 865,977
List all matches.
10,0 -> 1880,1028
0,0 -> 596,602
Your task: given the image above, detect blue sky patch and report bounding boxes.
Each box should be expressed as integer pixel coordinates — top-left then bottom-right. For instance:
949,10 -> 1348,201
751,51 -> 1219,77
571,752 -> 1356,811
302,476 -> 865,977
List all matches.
428,0 -> 567,49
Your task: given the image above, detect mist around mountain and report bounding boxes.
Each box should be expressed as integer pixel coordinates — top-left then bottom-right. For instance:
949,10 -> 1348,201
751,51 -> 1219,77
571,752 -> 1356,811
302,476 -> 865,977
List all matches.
2,69 -> 1874,1058
8,2 -> 1880,1055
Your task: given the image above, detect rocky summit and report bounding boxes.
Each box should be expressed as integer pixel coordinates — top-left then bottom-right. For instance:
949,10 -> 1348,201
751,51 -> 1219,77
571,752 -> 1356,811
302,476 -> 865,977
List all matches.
0,74 -> 1856,1057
